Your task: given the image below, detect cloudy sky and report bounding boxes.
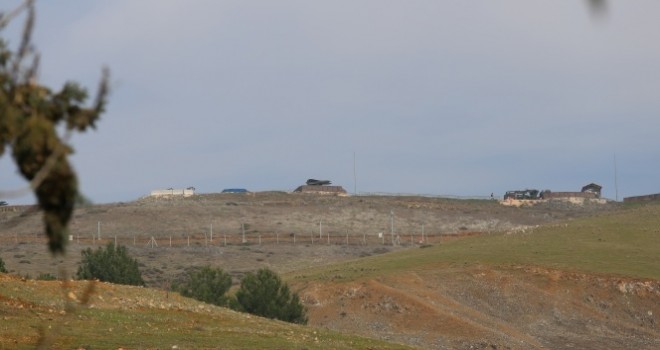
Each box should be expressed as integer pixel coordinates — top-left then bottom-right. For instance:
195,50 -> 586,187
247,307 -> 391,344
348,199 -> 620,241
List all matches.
2,0 -> 660,204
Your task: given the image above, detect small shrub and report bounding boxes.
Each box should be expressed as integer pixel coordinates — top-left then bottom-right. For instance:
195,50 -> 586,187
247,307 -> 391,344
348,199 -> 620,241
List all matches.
76,243 -> 144,286
235,268 -> 307,324
174,266 -> 232,307
0,256 -> 7,273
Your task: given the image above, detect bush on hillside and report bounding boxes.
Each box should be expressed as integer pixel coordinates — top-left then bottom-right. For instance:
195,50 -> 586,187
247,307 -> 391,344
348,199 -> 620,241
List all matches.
76,243 -> 144,286
235,268 -> 307,324
174,266 -> 232,306
0,256 -> 7,273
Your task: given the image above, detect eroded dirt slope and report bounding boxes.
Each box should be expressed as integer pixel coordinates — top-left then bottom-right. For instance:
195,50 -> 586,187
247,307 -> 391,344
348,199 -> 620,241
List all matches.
294,266 -> 660,350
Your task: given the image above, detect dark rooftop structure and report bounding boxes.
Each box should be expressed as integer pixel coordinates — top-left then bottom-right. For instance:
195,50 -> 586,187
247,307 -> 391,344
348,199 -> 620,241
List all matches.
294,179 -> 347,195
581,183 -> 602,198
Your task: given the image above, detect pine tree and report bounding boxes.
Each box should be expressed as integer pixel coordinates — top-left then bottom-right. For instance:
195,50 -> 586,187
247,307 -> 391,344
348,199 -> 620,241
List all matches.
175,266 -> 233,306
235,268 -> 307,324
76,243 -> 144,286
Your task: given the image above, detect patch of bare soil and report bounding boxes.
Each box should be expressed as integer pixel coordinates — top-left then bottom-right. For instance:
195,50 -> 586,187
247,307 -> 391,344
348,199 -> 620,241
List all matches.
294,266 -> 660,350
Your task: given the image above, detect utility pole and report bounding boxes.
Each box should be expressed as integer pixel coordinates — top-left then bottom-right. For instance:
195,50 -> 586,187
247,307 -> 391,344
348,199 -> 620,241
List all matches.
353,151 -> 357,195
614,152 -> 619,201
390,211 -> 395,245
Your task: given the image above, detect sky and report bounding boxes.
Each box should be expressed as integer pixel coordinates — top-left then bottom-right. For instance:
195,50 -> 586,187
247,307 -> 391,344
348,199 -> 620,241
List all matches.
2,0 -> 660,204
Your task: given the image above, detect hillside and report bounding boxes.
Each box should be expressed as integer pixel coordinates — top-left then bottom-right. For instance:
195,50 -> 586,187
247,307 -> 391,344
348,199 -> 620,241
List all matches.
289,203 -> 660,349
0,274 -> 416,349
1,193 -> 657,349
0,192 -> 616,286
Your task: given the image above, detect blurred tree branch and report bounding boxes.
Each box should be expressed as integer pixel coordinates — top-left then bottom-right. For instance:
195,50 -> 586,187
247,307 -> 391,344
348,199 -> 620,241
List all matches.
0,0 -> 110,254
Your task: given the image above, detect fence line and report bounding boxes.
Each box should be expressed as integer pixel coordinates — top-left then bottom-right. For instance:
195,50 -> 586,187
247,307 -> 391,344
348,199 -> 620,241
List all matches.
0,231 -> 449,248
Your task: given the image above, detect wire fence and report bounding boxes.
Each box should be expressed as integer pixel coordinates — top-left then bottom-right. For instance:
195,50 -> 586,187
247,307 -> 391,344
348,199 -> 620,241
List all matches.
0,230 -> 451,249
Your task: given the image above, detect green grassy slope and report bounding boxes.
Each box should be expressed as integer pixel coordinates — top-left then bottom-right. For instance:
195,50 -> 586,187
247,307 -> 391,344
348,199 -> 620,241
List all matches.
0,276 -> 417,349
291,203 -> 660,282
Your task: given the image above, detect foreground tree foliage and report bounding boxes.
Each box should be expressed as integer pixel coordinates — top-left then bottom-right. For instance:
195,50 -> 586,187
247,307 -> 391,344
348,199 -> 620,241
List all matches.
76,243 -> 144,286
235,268 -> 307,324
175,266 -> 233,306
0,1 -> 109,254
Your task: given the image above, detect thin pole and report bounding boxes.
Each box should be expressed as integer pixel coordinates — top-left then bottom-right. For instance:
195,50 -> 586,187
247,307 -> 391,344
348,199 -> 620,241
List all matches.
170,236 -> 172,247
390,211 -> 394,245
242,223 -> 246,243
97,221 -> 101,240
353,151 -> 357,195
210,224 -> 213,242
259,234 -> 261,245
614,152 -> 619,201
319,219 -> 323,239
224,234 -> 227,247
187,234 -> 190,247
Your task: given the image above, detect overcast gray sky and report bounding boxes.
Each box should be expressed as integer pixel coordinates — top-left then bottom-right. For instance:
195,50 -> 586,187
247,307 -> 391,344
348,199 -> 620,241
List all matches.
2,0 -> 660,204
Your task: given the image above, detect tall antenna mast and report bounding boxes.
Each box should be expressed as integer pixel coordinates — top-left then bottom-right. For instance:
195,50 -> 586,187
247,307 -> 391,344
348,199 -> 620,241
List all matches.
353,152 -> 357,195
614,152 -> 619,201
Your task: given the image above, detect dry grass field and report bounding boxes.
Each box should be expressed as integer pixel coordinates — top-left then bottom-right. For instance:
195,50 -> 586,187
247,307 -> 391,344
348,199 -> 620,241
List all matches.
0,192 -> 616,286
